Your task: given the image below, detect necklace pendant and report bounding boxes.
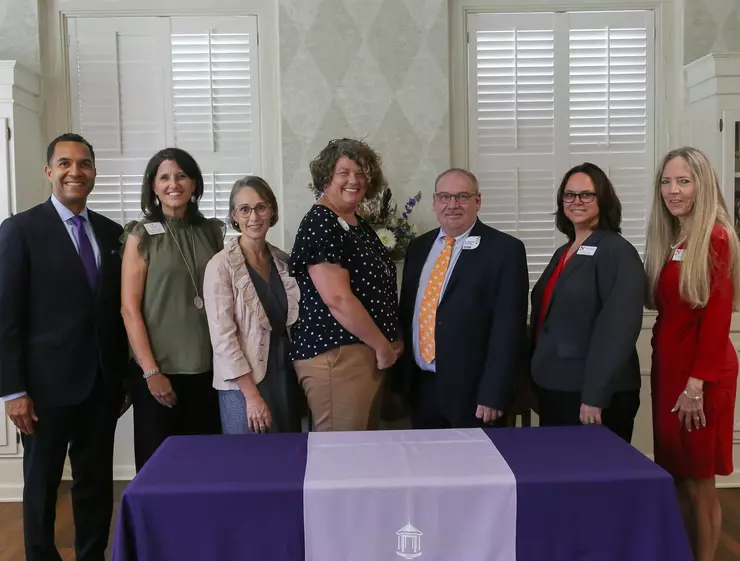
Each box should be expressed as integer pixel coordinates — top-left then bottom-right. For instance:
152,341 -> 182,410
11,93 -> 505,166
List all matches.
194,296 -> 204,310
337,217 -> 350,231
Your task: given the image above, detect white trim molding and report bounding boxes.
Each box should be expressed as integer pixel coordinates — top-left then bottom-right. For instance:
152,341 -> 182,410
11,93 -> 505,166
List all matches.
449,0 -> 685,169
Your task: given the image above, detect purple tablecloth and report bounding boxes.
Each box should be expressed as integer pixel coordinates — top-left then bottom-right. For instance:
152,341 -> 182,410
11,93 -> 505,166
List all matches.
112,426 -> 692,561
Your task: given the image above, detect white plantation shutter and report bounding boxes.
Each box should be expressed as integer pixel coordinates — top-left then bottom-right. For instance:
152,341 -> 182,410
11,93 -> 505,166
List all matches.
67,15 -> 261,229
567,11 -> 654,256
468,10 -> 654,288
68,18 -> 169,224
169,17 -> 260,231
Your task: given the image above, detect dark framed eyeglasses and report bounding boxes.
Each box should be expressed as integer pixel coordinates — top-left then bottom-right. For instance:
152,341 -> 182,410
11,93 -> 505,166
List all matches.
562,191 -> 596,203
234,203 -> 271,218
433,191 -> 478,205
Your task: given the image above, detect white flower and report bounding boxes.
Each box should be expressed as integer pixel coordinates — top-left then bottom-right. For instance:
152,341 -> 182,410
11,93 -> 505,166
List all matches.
375,228 -> 397,250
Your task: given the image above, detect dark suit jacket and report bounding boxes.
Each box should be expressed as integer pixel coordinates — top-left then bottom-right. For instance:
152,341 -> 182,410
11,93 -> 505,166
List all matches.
0,199 -> 129,408
394,220 -> 529,425
529,229 -> 645,408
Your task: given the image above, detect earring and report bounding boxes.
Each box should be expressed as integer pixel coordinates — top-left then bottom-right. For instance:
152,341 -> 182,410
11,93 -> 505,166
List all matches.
191,195 -> 197,203
154,197 -> 160,207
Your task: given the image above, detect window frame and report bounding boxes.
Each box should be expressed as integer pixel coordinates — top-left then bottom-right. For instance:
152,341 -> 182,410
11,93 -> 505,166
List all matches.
40,0 -> 283,247
450,0 -> 684,206
450,0 -> 683,311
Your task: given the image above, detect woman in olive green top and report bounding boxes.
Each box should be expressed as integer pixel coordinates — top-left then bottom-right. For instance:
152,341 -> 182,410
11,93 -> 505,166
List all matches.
121,147 -> 224,472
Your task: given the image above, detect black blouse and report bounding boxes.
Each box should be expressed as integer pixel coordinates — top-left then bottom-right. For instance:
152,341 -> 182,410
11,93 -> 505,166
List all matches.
288,204 -> 400,360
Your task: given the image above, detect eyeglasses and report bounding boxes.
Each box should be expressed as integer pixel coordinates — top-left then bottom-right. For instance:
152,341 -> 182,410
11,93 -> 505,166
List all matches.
234,203 -> 271,218
562,192 -> 596,203
434,192 -> 478,205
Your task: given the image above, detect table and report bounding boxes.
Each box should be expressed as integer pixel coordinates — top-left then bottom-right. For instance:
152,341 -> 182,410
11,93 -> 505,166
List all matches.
112,426 -> 692,561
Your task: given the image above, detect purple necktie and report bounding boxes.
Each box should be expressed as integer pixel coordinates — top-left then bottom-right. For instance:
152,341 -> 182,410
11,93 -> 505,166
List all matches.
70,215 -> 99,290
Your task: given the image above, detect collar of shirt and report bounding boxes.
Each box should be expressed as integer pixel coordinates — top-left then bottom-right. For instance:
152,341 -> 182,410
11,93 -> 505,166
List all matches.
50,193 -> 90,223
435,222 -> 476,246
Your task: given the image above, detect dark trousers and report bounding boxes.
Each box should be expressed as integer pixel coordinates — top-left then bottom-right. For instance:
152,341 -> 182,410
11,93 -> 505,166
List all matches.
130,360 -> 221,472
534,384 -> 641,443
410,371 -> 507,429
21,377 -> 119,561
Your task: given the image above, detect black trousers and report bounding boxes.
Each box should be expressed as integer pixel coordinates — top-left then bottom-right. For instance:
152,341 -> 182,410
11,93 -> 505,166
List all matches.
130,360 -> 221,472
410,371 -> 507,429
534,384 -> 641,443
21,377 -> 119,561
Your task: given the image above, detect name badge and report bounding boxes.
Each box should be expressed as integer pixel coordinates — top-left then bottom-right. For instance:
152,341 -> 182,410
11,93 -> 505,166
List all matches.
672,249 -> 685,261
577,245 -> 597,256
143,222 -> 165,235
462,236 -> 480,250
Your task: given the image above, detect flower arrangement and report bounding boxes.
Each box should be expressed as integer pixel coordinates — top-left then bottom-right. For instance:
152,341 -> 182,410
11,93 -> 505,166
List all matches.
307,184 -> 423,261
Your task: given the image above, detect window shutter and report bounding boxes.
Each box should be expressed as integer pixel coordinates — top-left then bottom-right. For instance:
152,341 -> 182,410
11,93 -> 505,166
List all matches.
67,17 -> 168,224
469,13 -> 558,288
67,15 -> 261,230
469,10 -> 654,288
567,10 -> 654,257
170,17 -> 260,232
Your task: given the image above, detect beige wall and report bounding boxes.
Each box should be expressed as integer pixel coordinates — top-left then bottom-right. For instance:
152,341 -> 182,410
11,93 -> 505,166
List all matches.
278,0 -> 448,246
0,0 -> 40,74
685,0 -> 740,64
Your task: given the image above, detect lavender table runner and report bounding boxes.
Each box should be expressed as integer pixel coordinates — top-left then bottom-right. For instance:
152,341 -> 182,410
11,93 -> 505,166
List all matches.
303,429 -> 516,561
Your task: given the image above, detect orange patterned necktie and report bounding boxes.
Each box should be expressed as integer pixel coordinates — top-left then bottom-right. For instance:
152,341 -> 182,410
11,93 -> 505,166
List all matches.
419,236 -> 455,363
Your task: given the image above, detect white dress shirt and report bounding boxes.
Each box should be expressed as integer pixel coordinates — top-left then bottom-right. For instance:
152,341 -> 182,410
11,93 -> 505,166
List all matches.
412,224 -> 476,371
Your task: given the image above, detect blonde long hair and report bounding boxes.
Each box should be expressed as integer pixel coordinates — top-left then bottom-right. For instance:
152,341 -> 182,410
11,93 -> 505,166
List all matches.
645,147 -> 740,310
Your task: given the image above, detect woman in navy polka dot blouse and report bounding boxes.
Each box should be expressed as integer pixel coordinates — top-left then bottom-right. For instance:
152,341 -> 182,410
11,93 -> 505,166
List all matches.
289,138 -> 402,431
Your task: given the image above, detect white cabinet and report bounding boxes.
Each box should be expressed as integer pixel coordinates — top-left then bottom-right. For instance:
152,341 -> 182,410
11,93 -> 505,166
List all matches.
0,61 -> 43,499
0,61 -> 44,221
0,60 -> 42,458
684,53 -> 740,215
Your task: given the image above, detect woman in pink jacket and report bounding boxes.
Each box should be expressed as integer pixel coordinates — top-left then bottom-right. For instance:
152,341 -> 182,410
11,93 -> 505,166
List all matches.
203,176 -> 301,433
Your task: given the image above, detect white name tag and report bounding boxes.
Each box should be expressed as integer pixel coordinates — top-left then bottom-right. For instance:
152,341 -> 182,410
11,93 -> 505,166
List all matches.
672,249 -> 685,261
143,222 -> 165,235
577,245 -> 597,256
462,236 -> 480,250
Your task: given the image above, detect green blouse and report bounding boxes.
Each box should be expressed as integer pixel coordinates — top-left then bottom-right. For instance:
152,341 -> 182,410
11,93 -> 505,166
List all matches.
121,215 -> 225,375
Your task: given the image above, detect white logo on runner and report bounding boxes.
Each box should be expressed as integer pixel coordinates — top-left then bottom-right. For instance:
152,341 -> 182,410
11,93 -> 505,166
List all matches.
396,522 -> 423,559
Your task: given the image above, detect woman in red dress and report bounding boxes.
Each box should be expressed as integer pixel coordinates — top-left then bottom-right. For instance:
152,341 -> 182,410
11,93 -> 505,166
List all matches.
646,147 -> 740,561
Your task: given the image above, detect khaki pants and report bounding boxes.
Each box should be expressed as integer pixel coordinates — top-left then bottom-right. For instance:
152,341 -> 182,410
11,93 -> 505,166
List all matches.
294,344 -> 383,431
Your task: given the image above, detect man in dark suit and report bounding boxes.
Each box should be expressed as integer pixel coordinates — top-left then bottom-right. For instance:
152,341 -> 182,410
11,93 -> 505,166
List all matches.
393,168 -> 529,429
0,133 -> 129,561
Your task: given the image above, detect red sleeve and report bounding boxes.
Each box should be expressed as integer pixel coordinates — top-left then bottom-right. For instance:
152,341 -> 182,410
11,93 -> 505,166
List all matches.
689,227 -> 735,383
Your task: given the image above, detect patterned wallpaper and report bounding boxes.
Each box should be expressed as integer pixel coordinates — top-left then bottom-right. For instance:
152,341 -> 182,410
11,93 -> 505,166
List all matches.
0,0 -> 40,73
1,0 -> 736,245
278,0 -> 449,247
685,0 -> 740,64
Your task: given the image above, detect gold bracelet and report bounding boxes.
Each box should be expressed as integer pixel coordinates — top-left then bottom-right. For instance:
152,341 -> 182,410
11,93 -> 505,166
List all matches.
683,390 -> 703,401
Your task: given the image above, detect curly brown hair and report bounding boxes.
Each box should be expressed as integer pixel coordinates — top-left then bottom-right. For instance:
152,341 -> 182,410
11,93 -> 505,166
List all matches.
310,138 -> 388,200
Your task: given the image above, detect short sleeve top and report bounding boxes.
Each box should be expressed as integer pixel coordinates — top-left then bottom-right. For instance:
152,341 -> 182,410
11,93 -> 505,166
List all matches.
121,215 -> 225,374
288,204 -> 400,360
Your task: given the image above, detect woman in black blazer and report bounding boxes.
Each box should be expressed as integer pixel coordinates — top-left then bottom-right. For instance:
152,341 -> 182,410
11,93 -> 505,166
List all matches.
530,163 -> 646,443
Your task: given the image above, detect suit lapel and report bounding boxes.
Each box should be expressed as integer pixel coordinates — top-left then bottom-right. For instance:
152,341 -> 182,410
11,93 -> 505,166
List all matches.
87,210 -> 110,304
42,199 -> 93,295
531,244 -> 567,324
542,230 -> 605,322
554,230 -> 604,287
439,220 -> 485,303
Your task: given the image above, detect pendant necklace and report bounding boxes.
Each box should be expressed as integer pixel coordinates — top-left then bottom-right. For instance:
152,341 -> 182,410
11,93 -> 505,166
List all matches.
671,236 -> 686,250
164,221 -> 204,310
